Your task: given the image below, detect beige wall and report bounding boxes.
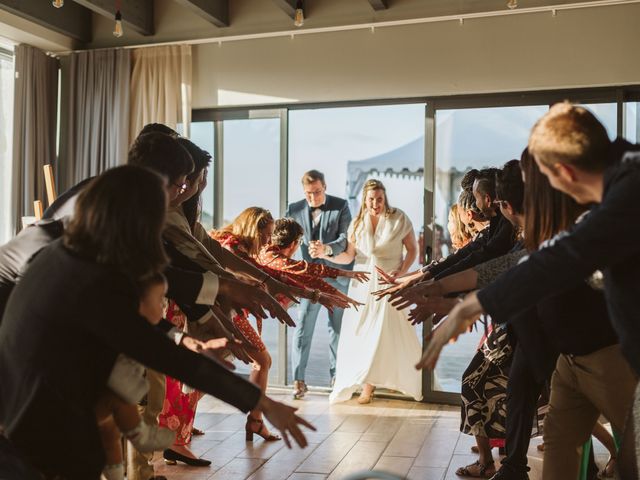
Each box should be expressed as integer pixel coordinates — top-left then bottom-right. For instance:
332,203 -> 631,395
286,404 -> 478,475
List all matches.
192,3 -> 640,108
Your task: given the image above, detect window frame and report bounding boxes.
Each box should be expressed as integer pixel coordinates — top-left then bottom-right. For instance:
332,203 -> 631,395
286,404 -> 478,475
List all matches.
193,84 -> 640,403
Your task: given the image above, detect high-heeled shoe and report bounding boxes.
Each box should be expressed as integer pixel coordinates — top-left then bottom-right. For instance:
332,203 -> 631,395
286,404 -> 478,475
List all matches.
245,416 -> 281,442
162,448 -> 211,466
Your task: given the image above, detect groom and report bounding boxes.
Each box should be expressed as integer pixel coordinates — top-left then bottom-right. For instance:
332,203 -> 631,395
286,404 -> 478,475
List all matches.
286,170 -> 352,399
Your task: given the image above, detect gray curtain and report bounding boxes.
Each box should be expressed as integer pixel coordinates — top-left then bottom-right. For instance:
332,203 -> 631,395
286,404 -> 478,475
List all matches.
11,44 -> 59,234
66,48 -> 130,188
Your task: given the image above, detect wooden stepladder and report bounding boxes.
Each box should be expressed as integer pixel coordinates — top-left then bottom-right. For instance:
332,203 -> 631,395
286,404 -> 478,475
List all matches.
32,164 -> 57,221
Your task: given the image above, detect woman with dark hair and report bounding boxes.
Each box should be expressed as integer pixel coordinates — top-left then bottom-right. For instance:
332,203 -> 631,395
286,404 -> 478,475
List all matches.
0,166 -> 314,480
257,218 -> 368,302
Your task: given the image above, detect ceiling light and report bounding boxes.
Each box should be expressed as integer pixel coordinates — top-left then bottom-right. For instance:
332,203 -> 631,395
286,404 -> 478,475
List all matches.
294,0 -> 304,27
507,0 -> 518,9
113,10 -> 123,37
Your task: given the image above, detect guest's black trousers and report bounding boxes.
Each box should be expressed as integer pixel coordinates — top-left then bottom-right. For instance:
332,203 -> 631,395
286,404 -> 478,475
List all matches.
501,345 -> 545,474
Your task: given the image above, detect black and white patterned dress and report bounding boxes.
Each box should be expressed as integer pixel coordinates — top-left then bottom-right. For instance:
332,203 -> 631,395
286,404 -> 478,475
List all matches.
460,321 -> 513,438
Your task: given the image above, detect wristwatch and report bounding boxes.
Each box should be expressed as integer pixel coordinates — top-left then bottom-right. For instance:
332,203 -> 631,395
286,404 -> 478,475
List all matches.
324,245 -> 333,257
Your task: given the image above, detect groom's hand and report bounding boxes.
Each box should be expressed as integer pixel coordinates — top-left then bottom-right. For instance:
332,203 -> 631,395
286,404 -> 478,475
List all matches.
309,240 -> 326,259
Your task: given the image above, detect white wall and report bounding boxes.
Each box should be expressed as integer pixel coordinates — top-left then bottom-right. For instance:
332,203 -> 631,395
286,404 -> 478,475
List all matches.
192,3 -> 640,108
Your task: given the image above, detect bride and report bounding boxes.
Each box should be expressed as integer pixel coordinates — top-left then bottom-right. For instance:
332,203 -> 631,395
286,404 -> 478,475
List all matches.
328,179 -> 423,404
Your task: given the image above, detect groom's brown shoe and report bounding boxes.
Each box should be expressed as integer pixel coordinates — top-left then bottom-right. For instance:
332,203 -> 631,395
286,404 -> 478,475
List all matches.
293,380 -> 308,400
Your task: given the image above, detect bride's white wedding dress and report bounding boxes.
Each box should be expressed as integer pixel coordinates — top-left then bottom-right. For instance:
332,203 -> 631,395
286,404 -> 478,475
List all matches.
329,208 -> 423,404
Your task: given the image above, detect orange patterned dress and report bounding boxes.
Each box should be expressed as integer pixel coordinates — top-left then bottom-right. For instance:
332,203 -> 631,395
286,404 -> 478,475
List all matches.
257,244 -> 345,298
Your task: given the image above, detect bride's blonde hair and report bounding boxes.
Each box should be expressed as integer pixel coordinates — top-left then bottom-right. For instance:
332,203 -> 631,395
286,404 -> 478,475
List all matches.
351,179 -> 395,240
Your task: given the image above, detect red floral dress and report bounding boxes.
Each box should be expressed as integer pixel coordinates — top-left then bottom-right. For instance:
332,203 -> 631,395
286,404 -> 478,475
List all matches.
157,301 -> 200,446
211,232 -> 309,352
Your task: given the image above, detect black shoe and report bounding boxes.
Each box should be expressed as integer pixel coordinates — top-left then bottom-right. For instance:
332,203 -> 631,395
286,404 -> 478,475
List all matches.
162,448 -> 211,467
149,477 -> 168,480
489,466 -> 530,480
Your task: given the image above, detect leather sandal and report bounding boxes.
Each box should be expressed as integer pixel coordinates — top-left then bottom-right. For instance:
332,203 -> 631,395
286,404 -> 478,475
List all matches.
455,460 -> 496,478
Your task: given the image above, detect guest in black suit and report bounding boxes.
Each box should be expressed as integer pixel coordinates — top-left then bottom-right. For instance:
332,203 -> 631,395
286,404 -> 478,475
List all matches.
0,166 -> 314,480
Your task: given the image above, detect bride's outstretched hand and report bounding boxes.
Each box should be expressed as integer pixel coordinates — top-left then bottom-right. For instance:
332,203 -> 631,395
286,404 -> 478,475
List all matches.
415,292 -> 484,370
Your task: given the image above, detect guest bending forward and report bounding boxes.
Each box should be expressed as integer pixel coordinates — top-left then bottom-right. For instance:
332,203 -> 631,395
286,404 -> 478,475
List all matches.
0,166 -> 314,480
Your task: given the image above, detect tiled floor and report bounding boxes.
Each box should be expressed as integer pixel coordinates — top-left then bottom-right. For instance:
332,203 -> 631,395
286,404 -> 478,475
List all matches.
150,392 -> 609,480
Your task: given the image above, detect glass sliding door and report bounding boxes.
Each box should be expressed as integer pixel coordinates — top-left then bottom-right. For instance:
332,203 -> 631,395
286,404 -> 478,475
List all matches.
288,103 -> 426,387
625,102 -> 640,142
429,104 -> 548,397
189,121 -> 215,231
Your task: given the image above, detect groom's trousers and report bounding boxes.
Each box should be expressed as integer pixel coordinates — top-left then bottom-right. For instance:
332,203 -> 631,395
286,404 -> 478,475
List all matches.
292,277 -> 349,382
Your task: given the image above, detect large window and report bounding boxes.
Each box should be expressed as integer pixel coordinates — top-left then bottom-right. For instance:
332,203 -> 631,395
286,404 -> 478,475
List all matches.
432,104 -> 548,394
0,45 -> 13,243
625,102 -> 640,143
193,86 -> 635,401
189,121 -> 215,231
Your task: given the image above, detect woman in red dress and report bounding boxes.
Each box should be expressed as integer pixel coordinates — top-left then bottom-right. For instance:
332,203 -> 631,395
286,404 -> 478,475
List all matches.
157,301 -> 203,454
212,208 -> 359,442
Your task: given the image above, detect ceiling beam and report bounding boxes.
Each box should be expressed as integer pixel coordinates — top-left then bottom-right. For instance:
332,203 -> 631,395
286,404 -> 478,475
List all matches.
174,0 -> 228,27
0,0 -> 91,42
71,0 -> 154,36
272,0 -> 296,19
367,0 -> 389,10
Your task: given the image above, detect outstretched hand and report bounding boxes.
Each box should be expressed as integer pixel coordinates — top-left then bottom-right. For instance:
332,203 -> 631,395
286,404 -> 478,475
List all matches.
372,270 -> 430,301
389,280 -> 443,310
219,277 -> 296,327
415,292 -> 483,370
345,270 -> 370,283
259,396 -> 317,449
265,277 -> 300,306
407,297 -> 458,325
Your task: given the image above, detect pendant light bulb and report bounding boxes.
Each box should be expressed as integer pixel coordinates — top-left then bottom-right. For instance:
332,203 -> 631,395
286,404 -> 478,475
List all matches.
294,0 -> 304,27
113,10 -> 124,37
52,0 -> 64,8
507,0 -> 518,9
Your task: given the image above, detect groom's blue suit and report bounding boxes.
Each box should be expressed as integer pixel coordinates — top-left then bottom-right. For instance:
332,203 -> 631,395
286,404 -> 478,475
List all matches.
286,194 -> 352,383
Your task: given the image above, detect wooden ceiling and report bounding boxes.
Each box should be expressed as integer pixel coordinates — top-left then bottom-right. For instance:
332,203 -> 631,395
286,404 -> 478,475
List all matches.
0,0 -> 617,46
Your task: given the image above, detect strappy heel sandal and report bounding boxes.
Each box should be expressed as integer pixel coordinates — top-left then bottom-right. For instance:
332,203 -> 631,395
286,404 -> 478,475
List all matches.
455,460 -> 496,478
245,416 -> 281,442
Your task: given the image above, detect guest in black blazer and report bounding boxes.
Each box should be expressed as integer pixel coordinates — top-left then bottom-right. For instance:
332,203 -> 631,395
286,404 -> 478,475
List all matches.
0,166 -> 313,480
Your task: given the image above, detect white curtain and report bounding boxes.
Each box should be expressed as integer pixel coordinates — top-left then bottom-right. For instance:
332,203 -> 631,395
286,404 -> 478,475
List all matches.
0,48 -> 14,243
129,45 -> 192,143
11,45 -> 58,234
66,48 -> 130,188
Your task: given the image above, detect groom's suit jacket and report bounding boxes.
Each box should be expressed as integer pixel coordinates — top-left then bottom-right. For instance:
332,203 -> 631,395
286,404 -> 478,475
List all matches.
286,194 -> 352,270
